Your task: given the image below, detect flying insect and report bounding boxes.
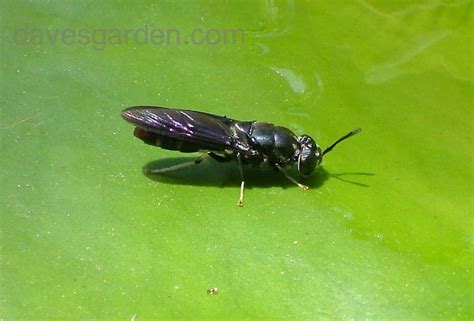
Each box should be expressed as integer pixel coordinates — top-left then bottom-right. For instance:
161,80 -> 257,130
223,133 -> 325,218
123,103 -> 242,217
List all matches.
121,106 -> 361,206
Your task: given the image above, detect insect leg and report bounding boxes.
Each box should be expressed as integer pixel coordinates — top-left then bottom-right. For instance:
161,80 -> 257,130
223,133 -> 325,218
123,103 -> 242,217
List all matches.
145,154 -> 207,174
237,153 -> 245,207
208,152 -> 234,163
276,165 -> 309,190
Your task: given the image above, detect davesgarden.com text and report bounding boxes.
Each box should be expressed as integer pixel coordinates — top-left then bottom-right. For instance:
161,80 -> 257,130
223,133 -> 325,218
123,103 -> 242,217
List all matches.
13,24 -> 246,50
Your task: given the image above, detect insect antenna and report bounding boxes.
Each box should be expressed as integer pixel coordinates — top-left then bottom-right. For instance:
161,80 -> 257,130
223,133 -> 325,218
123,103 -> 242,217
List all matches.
322,128 -> 361,156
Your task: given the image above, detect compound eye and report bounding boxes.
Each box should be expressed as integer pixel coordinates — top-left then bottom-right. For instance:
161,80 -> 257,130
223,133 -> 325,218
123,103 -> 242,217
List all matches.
298,135 -> 314,147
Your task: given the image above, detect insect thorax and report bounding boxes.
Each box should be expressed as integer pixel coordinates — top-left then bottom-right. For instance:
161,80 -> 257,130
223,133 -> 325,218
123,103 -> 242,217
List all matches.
246,122 -> 299,166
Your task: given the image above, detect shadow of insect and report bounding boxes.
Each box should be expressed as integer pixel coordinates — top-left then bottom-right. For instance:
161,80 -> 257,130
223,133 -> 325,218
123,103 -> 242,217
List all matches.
142,157 -> 372,189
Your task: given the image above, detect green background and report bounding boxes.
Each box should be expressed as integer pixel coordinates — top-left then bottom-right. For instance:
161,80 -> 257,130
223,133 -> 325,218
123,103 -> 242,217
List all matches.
1,1 -> 473,320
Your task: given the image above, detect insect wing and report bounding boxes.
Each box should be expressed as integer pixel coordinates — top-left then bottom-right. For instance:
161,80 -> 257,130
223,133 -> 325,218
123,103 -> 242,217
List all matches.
122,106 -> 248,151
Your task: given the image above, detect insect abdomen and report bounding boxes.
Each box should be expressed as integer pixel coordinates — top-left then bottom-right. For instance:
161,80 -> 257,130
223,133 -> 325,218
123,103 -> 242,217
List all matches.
133,127 -> 212,153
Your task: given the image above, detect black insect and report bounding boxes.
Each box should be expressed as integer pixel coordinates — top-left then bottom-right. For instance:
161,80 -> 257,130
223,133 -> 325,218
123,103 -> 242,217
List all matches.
121,106 -> 361,206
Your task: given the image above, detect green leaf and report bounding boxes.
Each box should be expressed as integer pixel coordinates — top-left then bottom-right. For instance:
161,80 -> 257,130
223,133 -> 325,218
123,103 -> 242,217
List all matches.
1,1 -> 472,320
